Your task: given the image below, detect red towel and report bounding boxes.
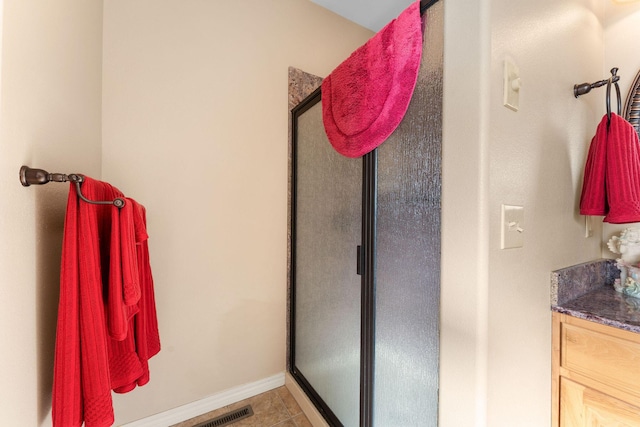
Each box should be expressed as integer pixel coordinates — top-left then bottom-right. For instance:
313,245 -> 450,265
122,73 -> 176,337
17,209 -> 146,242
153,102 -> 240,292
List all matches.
605,113 -> 640,223
111,198 -> 160,393
107,199 -> 139,341
580,115 -> 609,215
321,0 -> 423,158
52,177 -> 160,427
580,113 -> 640,223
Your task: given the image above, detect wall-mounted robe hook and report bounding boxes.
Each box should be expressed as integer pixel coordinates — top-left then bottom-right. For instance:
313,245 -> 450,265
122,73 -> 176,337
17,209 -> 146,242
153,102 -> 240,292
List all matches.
20,166 -> 125,208
20,165 -> 72,186
574,68 -> 620,98
606,70 -> 622,122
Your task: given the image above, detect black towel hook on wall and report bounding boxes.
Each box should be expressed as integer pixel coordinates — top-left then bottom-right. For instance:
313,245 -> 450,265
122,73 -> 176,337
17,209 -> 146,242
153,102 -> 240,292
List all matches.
19,165 -> 125,208
574,68 -> 622,122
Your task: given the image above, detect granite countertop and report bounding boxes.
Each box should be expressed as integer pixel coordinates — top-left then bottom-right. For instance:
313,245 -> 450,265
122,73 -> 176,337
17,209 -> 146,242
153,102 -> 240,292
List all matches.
551,259 -> 640,334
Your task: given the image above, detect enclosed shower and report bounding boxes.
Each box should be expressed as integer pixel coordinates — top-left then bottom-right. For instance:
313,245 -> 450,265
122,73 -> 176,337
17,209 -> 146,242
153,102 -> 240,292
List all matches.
288,1 -> 443,426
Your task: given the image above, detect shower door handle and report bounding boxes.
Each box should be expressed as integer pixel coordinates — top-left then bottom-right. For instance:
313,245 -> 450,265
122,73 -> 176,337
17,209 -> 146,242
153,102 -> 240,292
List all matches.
357,245 -> 363,275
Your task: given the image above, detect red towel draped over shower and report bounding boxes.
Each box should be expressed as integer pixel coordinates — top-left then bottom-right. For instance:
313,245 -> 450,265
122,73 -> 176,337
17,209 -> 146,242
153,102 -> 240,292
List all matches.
52,177 -> 160,427
321,0 -> 424,158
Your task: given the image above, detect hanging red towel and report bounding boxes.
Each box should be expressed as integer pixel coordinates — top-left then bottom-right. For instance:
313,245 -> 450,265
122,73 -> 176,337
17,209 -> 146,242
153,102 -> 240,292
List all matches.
321,0 -> 423,158
52,177 -> 160,427
107,198 -> 139,341
580,113 -> 640,223
604,113 -> 640,223
111,198 -> 160,393
580,115 -> 609,215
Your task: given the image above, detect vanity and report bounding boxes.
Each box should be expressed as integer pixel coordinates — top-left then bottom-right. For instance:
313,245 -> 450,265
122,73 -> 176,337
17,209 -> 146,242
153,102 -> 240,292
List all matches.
551,259 -> 640,426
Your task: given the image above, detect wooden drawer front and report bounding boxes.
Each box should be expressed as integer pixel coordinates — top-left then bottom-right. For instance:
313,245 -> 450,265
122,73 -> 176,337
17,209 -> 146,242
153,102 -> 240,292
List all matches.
560,378 -> 640,427
562,323 -> 640,399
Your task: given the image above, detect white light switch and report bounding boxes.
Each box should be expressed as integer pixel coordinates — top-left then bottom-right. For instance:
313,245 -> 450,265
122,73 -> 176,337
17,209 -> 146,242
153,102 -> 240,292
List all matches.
501,204 -> 524,249
503,59 -> 520,112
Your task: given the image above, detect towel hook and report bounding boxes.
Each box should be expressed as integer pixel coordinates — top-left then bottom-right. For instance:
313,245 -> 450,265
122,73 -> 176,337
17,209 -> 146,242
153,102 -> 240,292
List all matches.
574,68 -> 621,98
19,166 -> 125,208
606,67 -> 622,122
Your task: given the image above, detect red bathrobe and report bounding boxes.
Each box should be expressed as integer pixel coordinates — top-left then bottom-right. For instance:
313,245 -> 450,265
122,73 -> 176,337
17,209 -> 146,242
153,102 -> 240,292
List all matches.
52,177 -> 160,427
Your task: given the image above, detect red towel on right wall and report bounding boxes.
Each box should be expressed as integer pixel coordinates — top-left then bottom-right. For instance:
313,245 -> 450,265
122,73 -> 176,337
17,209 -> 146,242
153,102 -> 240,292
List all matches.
580,113 -> 640,223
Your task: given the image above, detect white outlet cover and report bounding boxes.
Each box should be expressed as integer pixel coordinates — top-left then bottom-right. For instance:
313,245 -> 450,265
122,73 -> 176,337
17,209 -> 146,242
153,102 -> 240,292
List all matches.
503,59 -> 520,112
501,204 -> 524,249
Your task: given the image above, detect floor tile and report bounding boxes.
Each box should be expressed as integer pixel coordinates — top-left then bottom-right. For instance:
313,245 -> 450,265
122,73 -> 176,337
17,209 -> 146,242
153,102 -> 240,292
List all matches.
230,390 -> 290,427
292,413 -> 314,427
276,386 -> 303,417
171,386 -> 311,427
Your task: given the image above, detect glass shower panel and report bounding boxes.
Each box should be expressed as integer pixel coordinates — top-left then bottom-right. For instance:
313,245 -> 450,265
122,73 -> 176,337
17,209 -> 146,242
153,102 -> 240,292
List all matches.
294,98 -> 362,427
373,2 -> 443,426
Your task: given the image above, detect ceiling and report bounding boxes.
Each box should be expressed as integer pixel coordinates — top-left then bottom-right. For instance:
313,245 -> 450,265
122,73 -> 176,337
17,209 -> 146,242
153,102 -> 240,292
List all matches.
310,0 -> 414,32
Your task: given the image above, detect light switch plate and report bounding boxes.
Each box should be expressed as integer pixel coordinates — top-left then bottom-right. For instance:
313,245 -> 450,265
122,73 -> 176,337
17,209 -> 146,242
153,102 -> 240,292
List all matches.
501,204 -> 524,249
503,59 -> 520,112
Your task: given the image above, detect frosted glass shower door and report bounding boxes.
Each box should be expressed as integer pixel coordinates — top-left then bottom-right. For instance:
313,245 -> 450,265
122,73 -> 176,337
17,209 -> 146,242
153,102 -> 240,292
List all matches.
372,2 -> 443,426
291,90 -> 362,427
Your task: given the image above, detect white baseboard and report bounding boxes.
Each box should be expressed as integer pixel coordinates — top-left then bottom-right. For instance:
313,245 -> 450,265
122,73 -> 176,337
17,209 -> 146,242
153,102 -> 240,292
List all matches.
122,373 -> 286,427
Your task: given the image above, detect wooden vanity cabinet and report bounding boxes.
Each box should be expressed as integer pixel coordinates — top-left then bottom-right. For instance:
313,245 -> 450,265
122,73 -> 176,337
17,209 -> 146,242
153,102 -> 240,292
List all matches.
552,312 -> 640,427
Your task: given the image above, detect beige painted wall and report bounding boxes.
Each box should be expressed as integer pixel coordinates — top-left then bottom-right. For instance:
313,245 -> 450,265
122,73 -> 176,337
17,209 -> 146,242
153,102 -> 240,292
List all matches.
441,0 -> 606,425
440,0 -> 491,425
101,1 -> 372,424
0,0 -> 103,425
488,0 -> 604,425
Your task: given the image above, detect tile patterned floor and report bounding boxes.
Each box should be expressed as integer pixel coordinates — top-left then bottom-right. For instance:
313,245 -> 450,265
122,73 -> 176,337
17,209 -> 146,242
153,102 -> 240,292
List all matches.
171,386 -> 312,427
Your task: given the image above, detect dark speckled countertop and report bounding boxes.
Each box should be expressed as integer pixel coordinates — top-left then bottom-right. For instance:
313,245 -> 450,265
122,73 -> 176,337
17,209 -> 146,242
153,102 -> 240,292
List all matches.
551,259 -> 640,334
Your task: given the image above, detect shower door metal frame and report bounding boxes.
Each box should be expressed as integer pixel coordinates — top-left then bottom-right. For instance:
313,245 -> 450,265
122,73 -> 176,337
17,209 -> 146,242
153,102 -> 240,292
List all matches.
289,87 -> 377,427
290,2 -> 442,423
359,151 -> 376,427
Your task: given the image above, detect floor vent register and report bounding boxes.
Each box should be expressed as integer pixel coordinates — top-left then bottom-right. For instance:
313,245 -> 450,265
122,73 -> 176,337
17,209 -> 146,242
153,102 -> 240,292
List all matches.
192,405 -> 254,427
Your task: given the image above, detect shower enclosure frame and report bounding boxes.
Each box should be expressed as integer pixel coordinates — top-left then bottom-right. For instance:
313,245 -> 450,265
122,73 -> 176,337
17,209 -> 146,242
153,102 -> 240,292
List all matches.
289,87 -> 378,426
288,2 -> 442,425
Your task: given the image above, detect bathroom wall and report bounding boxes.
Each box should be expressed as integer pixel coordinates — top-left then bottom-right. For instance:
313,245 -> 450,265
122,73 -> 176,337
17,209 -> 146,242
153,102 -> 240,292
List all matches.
487,0 -> 605,424
604,2 -> 640,103
441,0 -> 605,425
101,1 -> 372,423
0,0 -> 104,425
440,1 -> 491,424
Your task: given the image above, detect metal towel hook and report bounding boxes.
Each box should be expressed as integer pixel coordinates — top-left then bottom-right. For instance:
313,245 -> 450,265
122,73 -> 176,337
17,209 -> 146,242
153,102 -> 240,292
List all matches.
606,68 -> 622,122
574,68 -> 621,98
19,166 -> 125,208
574,68 -> 621,124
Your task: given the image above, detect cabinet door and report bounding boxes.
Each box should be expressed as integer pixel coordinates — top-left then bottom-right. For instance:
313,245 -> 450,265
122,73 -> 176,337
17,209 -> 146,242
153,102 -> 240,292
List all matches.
560,378 -> 640,426
562,321 -> 640,400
